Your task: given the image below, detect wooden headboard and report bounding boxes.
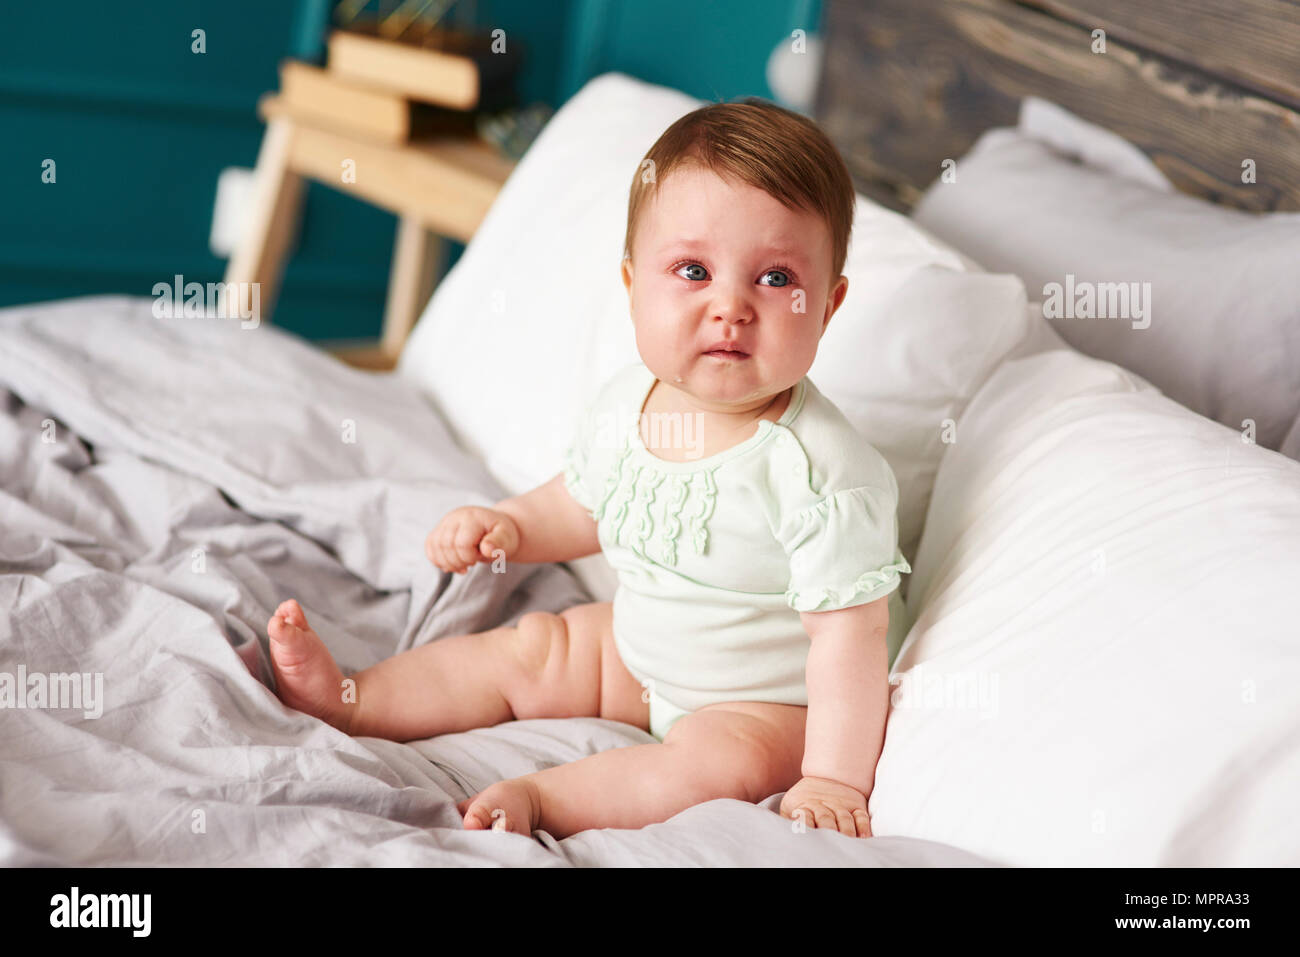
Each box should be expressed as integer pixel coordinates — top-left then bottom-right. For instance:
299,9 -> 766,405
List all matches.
815,0 -> 1300,212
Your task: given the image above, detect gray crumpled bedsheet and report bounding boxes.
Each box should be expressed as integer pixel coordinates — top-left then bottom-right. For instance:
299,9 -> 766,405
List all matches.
0,296 -> 990,866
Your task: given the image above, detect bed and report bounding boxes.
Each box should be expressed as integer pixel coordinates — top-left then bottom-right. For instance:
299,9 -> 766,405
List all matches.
2,0 -> 1297,867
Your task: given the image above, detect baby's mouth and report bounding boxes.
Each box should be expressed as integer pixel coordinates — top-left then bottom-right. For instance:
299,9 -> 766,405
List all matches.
702,343 -> 750,360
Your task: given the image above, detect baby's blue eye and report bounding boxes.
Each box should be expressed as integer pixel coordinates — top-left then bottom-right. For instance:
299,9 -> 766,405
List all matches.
677,263 -> 708,281
760,270 -> 791,288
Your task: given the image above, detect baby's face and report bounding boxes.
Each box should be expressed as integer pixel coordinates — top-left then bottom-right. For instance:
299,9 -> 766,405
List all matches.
621,164 -> 848,412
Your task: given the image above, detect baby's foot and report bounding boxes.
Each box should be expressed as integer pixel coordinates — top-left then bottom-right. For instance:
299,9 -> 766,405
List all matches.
457,777 -> 542,836
267,599 -> 355,734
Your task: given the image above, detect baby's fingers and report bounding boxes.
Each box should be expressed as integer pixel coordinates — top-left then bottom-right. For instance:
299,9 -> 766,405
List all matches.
450,520 -> 486,572
480,516 -> 519,560
440,541 -> 467,574
800,801 -> 837,832
429,528 -> 459,573
426,531 -> 449,571
853,809 -> 872,839
830,805 -> 858,838
792,800 -> 867,838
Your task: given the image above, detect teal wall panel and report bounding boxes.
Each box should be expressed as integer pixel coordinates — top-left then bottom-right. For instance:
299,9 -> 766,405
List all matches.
0,0 -> 397,341
559,0 -> 823,104
2,0 -> 821,341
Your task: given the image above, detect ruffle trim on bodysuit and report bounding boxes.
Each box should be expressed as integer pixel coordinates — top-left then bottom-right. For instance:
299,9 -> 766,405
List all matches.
779,484 -> 911,612
588,435 -> 718,564
783,558 -> 912,613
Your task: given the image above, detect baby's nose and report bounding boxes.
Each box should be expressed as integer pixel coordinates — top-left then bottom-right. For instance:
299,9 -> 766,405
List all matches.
712,297 -> 756,324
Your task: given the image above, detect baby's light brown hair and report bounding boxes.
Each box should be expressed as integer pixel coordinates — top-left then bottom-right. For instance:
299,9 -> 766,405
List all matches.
623,97 -> 856,285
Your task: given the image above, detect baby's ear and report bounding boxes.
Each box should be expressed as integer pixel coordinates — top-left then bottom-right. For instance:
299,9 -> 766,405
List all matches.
822,274 -> 849,332
621,256 -> 634,296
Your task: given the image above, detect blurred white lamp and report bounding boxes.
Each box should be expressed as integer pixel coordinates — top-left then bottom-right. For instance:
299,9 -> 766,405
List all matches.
766,28 -> 824,113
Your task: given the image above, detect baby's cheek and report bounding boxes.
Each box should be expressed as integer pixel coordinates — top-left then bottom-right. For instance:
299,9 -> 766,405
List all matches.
779,311 -> 823,354
631,325 -> 680,371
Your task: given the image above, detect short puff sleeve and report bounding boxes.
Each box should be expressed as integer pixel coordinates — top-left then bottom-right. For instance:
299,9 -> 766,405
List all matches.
562,407 -> 596,513
776,485 -> 912,613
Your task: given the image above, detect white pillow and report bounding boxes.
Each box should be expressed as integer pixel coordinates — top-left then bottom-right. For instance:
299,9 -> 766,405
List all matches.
398,72 -> 1032,599
1017,96 -> 1172,192
871,347 -> 1300,865
809,259 -> 1028,566
912,123 -> 1300,457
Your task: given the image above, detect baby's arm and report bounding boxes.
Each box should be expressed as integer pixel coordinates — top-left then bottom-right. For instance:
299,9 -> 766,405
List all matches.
494,473 -> 601,564
427,473 -> 600,573
780,596 -> 891,837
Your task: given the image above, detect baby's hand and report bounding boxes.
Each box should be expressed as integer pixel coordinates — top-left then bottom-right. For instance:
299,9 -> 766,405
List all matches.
426,506 -> 520,574
779,775 -> 872,839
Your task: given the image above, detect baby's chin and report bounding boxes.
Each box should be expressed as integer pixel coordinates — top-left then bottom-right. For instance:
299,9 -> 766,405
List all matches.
665,359 -> 784,406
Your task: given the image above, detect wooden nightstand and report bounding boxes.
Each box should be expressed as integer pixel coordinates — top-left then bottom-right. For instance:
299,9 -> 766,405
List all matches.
224,93 -> 515,370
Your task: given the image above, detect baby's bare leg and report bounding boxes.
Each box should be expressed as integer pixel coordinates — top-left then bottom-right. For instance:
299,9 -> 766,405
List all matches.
269,599 -> 647,741
352,601 -> 645,739
460,702 -> 806,838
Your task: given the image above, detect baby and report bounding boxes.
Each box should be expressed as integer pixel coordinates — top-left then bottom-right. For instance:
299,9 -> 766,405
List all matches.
266,98 -> 910,840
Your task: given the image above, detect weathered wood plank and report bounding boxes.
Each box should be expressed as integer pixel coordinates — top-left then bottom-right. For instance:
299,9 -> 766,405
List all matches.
816,0 -> 1300,212
1020,0 -> 1300,110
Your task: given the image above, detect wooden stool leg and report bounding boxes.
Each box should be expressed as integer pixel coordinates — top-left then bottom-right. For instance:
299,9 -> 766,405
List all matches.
381,215 -> 445,359
224,117 -> 305,324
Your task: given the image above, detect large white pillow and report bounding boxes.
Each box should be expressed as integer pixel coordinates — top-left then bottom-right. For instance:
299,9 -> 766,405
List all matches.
1016,96 -> 1172,192
912,121 -> 1300,457
398,72 -> 1031,600
871,347 -> 1300,865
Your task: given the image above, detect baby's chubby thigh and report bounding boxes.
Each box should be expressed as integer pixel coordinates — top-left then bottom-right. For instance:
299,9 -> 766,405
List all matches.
660,700 -> 807,805
510,601 -> 650,731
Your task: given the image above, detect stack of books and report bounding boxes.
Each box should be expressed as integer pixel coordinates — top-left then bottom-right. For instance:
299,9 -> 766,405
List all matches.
262,21 -> 521,146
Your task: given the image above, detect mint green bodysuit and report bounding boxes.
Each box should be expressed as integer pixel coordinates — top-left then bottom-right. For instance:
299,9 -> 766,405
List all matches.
563,361 -> 911,741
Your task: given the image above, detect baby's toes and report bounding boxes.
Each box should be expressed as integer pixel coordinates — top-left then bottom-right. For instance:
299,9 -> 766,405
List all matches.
275,598 -> 309,629
267,612 -> 310,657
267,612 -> 296,643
